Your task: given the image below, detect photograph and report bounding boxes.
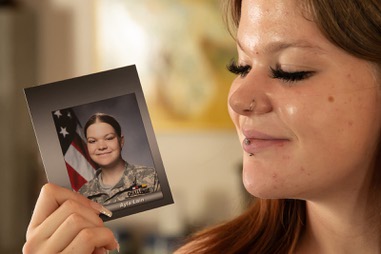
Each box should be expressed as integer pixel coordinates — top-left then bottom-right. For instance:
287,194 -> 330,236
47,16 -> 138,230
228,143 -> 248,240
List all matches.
24,65 -> 173,221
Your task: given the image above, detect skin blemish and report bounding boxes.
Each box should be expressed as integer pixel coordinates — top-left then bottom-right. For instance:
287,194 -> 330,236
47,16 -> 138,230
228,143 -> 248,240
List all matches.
283,155 -> 290,160
348,121 -> 353,127
328,96 -> 335,102
300,167 -> 311,176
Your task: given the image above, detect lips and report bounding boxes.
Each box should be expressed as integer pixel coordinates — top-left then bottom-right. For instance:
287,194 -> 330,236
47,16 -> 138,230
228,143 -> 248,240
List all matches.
96,151 -> 112,156
242,129 -> 289,154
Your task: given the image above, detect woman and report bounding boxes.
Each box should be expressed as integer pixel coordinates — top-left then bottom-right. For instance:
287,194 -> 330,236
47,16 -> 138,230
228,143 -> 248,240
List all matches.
23,0 -> 381,253
79,113 -> 160,206
177,0 -> 381,253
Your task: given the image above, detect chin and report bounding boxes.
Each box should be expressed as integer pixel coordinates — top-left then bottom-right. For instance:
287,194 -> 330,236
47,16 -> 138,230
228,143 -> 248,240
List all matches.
100,158 -> 122,169
242,166 -> 288,199
244,186 -> 280,199
245,188 -> 290,200
243,177 -> 307,200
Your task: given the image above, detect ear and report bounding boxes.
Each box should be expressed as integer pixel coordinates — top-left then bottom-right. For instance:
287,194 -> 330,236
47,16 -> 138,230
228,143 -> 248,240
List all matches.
120,135 -> 125,148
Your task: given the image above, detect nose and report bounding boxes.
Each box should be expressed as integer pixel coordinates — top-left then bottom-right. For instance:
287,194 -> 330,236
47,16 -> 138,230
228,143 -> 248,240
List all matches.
228,74 -> 273,116
97,140 -> 107,150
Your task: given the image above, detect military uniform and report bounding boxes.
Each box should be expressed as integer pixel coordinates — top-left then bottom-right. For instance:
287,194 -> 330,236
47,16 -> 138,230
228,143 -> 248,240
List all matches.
78,162 -> 160,206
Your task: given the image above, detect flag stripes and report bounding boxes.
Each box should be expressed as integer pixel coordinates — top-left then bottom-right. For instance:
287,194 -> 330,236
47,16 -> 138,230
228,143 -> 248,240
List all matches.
52,108 -> 96,191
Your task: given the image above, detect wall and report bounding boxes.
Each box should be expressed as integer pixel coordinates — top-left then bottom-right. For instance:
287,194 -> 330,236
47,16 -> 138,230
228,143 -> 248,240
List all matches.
0,1 -> 245,253
0,5 -> 41,253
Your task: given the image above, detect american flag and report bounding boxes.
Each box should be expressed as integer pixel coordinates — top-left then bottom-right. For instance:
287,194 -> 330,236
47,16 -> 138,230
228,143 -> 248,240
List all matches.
52,108 -> 96,191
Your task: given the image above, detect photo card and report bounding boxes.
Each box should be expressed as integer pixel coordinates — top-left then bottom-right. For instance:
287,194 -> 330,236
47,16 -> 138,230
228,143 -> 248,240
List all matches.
24,65 -> 173,221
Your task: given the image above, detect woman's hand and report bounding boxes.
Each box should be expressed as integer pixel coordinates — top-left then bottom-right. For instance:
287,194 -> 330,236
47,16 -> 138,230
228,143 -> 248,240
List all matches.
23,183 -> 119,254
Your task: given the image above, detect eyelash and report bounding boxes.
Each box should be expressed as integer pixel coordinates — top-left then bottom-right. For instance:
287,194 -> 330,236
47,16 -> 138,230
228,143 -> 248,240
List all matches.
270,66 -> 314,83
87,136 -> 115,144
227,60 -> 315,83
227,60 -> 251,77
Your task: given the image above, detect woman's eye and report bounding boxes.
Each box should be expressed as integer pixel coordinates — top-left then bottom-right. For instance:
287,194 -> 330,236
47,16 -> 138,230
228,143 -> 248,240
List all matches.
87,140 -> 95,144
106,136 -> 115,141
227,60 -> 251,78
270,66 -> 315,83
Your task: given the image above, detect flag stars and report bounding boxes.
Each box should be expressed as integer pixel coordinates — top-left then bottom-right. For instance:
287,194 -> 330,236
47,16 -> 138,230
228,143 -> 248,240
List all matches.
60,127 -> 69,138
54,110 -> 62,118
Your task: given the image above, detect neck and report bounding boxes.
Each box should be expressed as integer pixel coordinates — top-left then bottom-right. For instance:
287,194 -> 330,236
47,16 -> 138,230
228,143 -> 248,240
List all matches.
295,177 -> 380,254
100,159 -> 125,186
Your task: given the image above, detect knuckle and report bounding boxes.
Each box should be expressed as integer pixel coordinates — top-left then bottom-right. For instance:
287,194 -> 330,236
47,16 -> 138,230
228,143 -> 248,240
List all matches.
66,213 -> 85,227
22,242 -> 32,254
100,227 -> 115,242
62,199 -> 80,212
22,237 -> 40,254
23,226 -> 49,254
94,215 -> 103,227
40,183 -> 55,197
78,228 -> 96,243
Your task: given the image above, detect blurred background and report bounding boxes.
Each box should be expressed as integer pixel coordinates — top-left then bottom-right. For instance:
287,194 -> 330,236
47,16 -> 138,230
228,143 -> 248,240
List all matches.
0,0 -> 249,253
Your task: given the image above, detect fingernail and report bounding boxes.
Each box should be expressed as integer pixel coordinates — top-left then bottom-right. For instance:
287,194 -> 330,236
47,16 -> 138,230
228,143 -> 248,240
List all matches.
103,248 -> 109,254
90,201 -> 113,217
115,239 -> 120,253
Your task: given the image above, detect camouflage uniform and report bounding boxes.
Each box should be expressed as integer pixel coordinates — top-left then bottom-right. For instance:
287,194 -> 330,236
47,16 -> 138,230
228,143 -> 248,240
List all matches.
78,162 -> 160,206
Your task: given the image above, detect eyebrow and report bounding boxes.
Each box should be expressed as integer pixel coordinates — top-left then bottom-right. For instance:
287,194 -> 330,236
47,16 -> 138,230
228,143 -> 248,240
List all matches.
87,133 -> 116,140
237,39 -> 326,55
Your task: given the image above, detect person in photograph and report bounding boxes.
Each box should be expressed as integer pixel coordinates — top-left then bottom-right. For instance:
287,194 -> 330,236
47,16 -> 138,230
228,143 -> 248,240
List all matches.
23,0 -> 381,253
78,113 -> 160,206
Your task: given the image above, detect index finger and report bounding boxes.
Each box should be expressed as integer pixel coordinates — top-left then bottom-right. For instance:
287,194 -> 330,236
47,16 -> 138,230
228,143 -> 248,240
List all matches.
27,183 -> 110,232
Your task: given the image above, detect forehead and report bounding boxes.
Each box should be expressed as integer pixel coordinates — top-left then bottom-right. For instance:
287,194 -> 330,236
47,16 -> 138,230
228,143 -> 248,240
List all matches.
237,0 -> 326,54
86,122 -> 116,135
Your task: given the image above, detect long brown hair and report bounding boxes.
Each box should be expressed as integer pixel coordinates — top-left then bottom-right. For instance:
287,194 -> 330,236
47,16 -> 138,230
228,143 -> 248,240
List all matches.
177,0 -> 381,253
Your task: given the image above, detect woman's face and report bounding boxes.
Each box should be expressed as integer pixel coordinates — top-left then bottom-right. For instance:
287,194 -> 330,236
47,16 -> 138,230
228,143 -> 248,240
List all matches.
228,0 -> 381,200
86,121 -> 124,169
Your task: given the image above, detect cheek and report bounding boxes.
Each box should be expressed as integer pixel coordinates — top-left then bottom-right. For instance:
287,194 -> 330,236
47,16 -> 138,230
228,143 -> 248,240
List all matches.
287,91 -> 379,170
228,104 -> 239,128
276,100 -> 301,123
275,96 -> 310,138
111,141 -> 122,151
227,81 -> 241,126
87,144 -> 94,153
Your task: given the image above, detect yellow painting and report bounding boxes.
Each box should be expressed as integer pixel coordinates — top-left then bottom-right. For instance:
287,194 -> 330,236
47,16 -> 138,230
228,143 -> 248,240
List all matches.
95,0 -> 237,130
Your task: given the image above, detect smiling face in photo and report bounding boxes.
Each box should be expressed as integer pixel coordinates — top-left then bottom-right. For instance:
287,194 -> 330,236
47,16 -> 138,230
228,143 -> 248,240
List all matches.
86,121 -> 124,169
228,0 -> 381,200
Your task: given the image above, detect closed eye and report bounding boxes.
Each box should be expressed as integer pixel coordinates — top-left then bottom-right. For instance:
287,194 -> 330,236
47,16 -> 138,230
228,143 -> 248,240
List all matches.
270,66 -> 315,83
227,59 -> 251,78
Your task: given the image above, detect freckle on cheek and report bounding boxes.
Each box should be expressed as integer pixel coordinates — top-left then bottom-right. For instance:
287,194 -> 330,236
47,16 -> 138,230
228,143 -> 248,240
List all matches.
328,96 -> 335,102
